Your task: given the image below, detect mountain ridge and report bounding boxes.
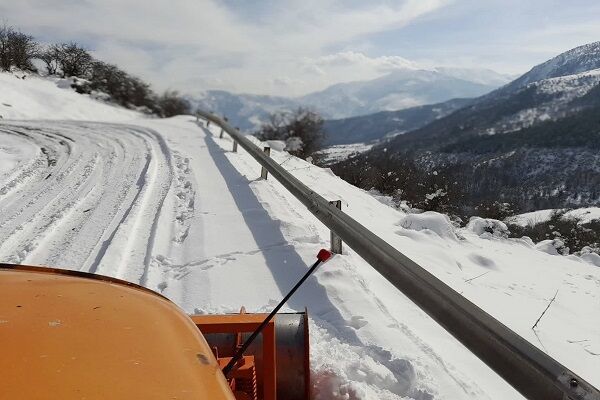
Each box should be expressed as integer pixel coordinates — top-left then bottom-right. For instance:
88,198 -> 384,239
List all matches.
331,42 -> 600,214
187,67 -> 510,131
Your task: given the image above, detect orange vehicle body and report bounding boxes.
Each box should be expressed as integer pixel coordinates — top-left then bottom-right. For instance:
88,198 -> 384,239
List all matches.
0,264 -> 309,400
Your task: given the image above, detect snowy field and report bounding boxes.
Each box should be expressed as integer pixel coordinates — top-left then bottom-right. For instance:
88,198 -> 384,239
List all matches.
1,72 -> 599,399
315,142 -> 374,165
509,207 -> 600,226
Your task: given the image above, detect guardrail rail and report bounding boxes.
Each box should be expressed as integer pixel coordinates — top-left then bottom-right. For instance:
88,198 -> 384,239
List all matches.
196,110 -> 600,400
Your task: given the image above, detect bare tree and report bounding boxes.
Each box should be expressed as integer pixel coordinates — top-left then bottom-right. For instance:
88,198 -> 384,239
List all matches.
0,25 -> 39,71
255,108 -> 326,159
0,25 -> 11,71
55,42 -> 93,77
38,44 -> 61,75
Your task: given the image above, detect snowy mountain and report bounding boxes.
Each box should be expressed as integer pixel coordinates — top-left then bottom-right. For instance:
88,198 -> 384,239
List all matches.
334,42 -> 600,213
1,70 -> 599,399
299,68 -> 508,119
504,41 -> 600,91
186,67 -> 510,132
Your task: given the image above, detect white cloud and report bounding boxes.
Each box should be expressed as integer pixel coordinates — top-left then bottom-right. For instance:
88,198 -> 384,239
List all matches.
313,52 -> 420,71
0,0 -> 450,96
292,52 -> 426,93
10,0 -> 598,97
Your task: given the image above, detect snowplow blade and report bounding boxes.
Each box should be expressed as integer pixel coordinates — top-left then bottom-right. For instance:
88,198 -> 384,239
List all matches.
191,311 -> 310,400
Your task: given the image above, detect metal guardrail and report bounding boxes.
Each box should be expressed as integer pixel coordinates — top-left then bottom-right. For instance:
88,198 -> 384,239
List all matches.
196,110 -> 600,400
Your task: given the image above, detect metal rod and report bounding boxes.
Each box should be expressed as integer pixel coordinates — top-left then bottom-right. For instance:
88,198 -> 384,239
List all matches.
196,110 -> 600,400
223,250 -> 330,377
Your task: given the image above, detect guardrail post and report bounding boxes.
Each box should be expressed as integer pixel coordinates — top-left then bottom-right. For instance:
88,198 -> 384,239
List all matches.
261,147 -> 271,179
232,141 -> 238,152
329,200 -> 343,254
219,128 -> 224,139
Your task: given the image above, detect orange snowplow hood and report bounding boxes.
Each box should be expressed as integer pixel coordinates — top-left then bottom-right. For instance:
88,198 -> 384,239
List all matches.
0,265 -> 235,400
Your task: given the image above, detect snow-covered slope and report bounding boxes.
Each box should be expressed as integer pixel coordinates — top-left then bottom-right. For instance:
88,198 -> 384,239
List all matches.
1,72 -> 598,399
506,41 -> 600,91
0,72 -> 140,121
483,68 -> 600,134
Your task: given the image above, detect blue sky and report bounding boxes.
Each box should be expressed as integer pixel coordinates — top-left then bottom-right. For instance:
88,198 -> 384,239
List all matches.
2,0 -> 599,96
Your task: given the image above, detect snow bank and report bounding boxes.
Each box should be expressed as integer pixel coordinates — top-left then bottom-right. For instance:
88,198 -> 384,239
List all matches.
535,239 -> 568,255
466,217 -> 509,238
265,140 -> 286,151
398,211 -> 458,240
579,247 -> 600,267
311,323 -> 416,400
0,72 -> 140,121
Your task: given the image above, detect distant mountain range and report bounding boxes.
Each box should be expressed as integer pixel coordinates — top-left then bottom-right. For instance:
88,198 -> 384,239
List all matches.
186,67 -> 511,131
322,98 -> 473,146
332,41 -> 600,213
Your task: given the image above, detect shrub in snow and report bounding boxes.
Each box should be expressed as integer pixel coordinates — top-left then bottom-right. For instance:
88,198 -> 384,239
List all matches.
157,90 -> 192,117
466,217 -> 509,238
85,60 -> 161,113
474,200 -> 515,220
254,107 -> 325,160
398,211 -> 458,241
331,152 -> 464,216
535,238 -> 569,256
577,246 -> 600,267
507,211 -> 600,254
285,136 -> 303,152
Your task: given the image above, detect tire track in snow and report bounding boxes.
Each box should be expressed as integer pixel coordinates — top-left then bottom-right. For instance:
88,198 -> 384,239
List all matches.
0,128 -> 47,203
89,125 -> 172,285
0,121 -> 172,286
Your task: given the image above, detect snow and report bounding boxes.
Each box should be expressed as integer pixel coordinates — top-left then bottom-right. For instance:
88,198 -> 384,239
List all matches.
266,140 -> 286,151
1,72 -> 599,399
580,247 -> 600,267
535,239 -> 567,256
398,211 -> 458,241
315,142 -> 374,165
509,207 -> 600,226
0,72 -> 140,121
466,217 -> 509,238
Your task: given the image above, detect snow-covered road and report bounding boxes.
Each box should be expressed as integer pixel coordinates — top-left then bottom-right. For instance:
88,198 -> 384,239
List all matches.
1,116 -> 598,399
0,121 -> 171,283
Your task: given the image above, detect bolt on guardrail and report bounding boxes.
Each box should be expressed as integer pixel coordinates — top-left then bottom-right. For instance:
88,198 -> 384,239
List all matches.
195,110 -> 600,400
